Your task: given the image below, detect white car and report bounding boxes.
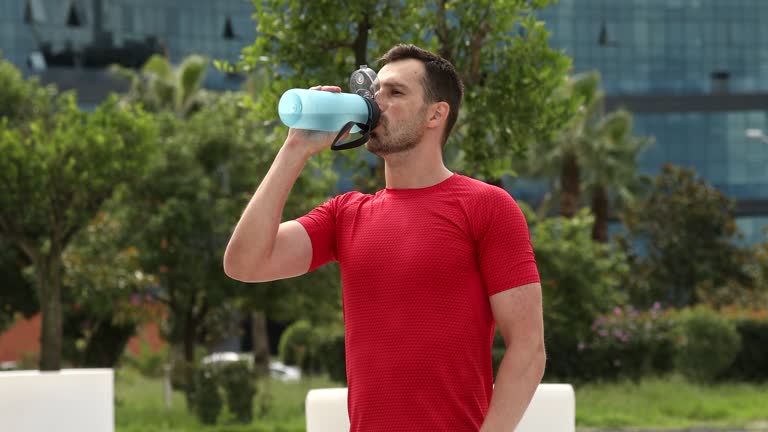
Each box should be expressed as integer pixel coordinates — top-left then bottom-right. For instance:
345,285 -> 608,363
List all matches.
201,352 -> 301,382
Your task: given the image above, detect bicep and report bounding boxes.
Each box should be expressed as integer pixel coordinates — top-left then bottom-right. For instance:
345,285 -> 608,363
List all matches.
489,282 -> 544,348
254,220 -> 313,282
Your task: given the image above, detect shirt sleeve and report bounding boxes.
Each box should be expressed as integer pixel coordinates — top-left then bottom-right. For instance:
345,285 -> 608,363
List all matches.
295,196 -> 340,272
475,187 -> 540,296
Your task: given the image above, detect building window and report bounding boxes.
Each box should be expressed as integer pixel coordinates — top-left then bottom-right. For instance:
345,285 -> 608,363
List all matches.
67,1 -> 84,28
223,16 -> 235,40
24,0 -> 47,24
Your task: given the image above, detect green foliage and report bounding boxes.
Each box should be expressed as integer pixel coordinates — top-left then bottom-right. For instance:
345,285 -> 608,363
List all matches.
61,211 -> 159,367
0,57 -> 157,369
110,54 -> 210,117
674,306 -> 741,383
579,304 -> 676,381
724,318 -> 768,382
620,164 -> 750,308
219,361 -> 257,424
527,205 -> 629,341
0,238 -> 37,332
234,0 -> 575,180
189,365 -> 223,425
521,203 -> 629,381
122,341 -> 169,378
314,325 -> 347,384
278,320 -> 315,370
0,54 -> 53,124
520,72 -> 652,239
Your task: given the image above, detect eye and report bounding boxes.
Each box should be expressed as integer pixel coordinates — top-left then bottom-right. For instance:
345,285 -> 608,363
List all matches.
391,89 -> 403,95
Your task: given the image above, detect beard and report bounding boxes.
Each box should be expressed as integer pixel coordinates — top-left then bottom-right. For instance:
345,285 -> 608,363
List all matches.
366,107 -> 427,156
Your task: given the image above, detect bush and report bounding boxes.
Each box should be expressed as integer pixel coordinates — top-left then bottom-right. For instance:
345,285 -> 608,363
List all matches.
724,319 -> 768,381
315,328 -> 346,384
525,206 -> 629,381
543,303 -> 676,382
219,361 -> 257,424
717,308 -> 768,381
674,306 -> 741,383
580,303 -> 676,381
278,320 -> 315,371
188,364 -> 223,425
122,341 -> 168,378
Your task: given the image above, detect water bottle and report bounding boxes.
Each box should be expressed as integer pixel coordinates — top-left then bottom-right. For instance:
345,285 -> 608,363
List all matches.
277,65 -> 381,151
278,89 -> 373,133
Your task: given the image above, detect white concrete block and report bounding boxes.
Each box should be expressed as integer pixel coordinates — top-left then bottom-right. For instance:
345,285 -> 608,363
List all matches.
0,368 -> 114,432
306,383 -> 575,432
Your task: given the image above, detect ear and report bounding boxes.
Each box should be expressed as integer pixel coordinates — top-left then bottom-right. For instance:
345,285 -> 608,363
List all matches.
426,101 -> 450,129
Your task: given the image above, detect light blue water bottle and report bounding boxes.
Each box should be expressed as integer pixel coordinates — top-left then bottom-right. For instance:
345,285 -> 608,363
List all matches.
277,65 -> 381,151
278,89 -> 372,132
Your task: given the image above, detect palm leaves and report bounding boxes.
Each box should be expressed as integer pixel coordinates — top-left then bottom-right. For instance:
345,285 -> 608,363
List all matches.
523,71 -> 653,241
110,54 -> 210,117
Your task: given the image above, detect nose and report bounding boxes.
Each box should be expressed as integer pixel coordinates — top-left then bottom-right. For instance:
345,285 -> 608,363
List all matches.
373,91 -> 387,112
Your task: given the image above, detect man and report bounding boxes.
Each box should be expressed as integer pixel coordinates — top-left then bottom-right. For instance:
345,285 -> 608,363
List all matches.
224,44 -> 545,432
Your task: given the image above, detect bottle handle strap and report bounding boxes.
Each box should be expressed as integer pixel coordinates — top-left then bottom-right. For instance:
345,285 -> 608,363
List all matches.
331,121 -> 371,151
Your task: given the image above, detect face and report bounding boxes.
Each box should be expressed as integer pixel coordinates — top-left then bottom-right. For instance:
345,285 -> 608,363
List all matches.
367,59 -> 430,156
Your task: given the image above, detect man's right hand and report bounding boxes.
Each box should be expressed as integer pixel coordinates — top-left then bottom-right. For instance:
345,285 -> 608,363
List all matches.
284,85 -> 350,158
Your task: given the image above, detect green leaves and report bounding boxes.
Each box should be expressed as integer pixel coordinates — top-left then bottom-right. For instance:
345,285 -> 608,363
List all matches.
231,0 -> 574,181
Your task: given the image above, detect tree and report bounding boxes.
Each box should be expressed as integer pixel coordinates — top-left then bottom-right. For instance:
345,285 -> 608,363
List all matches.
521,72 -> 651,241
0,59 -> 157,370
0,237 -> 38,333
231,0 -> 575,182
620,164 -> 750,308
581,110 -> 652,242
110,54 -> 210,117
518,203 -> 628,380
61,210 -> 158,367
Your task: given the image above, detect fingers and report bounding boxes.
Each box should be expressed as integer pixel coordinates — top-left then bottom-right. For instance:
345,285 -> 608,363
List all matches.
309,85 -> 342,93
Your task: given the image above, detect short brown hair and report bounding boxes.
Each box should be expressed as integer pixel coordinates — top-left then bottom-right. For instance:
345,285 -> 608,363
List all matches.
379,44 -> 464,145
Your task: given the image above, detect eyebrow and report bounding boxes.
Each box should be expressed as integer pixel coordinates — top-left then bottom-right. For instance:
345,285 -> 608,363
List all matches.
379,80 -> 410,91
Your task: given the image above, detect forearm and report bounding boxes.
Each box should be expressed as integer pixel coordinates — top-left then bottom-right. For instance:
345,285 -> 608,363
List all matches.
480,344 -> 546,432
223,141 -> 310,277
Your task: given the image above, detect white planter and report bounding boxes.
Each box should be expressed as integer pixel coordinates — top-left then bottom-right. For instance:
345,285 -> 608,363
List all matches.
306,383 -> 575,432
0,368 -> 114,432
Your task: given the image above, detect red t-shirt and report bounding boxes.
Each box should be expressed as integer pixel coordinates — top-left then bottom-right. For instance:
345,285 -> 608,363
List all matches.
296,173 -> 540,432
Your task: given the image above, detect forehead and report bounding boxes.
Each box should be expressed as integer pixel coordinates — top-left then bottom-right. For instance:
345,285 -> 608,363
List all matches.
377,59 -> 425,89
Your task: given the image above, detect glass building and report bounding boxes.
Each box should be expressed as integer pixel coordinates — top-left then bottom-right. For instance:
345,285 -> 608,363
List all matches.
1,0 -> 255,106
537,0 -> 768,244
2,0 -> 767,243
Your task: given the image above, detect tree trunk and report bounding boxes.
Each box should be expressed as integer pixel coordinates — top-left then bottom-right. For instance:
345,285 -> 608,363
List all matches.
353,13 -> 370,67
560,153 -> 580,218
251,311 -> 270,378
38,255 -> 63,371
183,308 -> 196,363
591,184 -> 609,242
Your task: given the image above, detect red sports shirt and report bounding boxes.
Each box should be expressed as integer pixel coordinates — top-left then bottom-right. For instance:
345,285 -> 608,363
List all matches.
296,173 -> 540,432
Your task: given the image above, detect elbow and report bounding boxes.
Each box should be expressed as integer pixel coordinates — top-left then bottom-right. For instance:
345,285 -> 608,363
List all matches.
223,254 -> 245,281
223,247 -> 259,282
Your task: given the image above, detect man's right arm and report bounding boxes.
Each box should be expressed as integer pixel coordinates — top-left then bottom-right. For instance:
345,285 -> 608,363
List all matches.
223,86 -> 343,282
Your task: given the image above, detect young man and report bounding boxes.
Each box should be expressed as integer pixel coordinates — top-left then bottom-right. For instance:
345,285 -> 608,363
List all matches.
224,44 -> 545,432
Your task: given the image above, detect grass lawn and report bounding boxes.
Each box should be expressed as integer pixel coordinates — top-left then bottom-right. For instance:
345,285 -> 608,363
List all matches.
115,367 -> 339,432
116,368 -> 768,431
574,375 -> 768,429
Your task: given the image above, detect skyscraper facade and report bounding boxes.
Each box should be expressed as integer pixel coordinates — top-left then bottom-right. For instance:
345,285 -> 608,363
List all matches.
537,0 -> 768,244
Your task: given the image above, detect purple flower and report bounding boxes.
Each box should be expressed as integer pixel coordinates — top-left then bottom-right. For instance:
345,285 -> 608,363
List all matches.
614,307 -> 623,316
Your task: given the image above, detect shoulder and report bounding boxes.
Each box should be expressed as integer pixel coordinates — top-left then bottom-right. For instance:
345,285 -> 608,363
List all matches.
450,174 -> 517,207
316,190 -> 372,216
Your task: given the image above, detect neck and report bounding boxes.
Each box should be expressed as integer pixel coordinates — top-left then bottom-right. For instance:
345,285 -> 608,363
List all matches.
381,141 -> 453,189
